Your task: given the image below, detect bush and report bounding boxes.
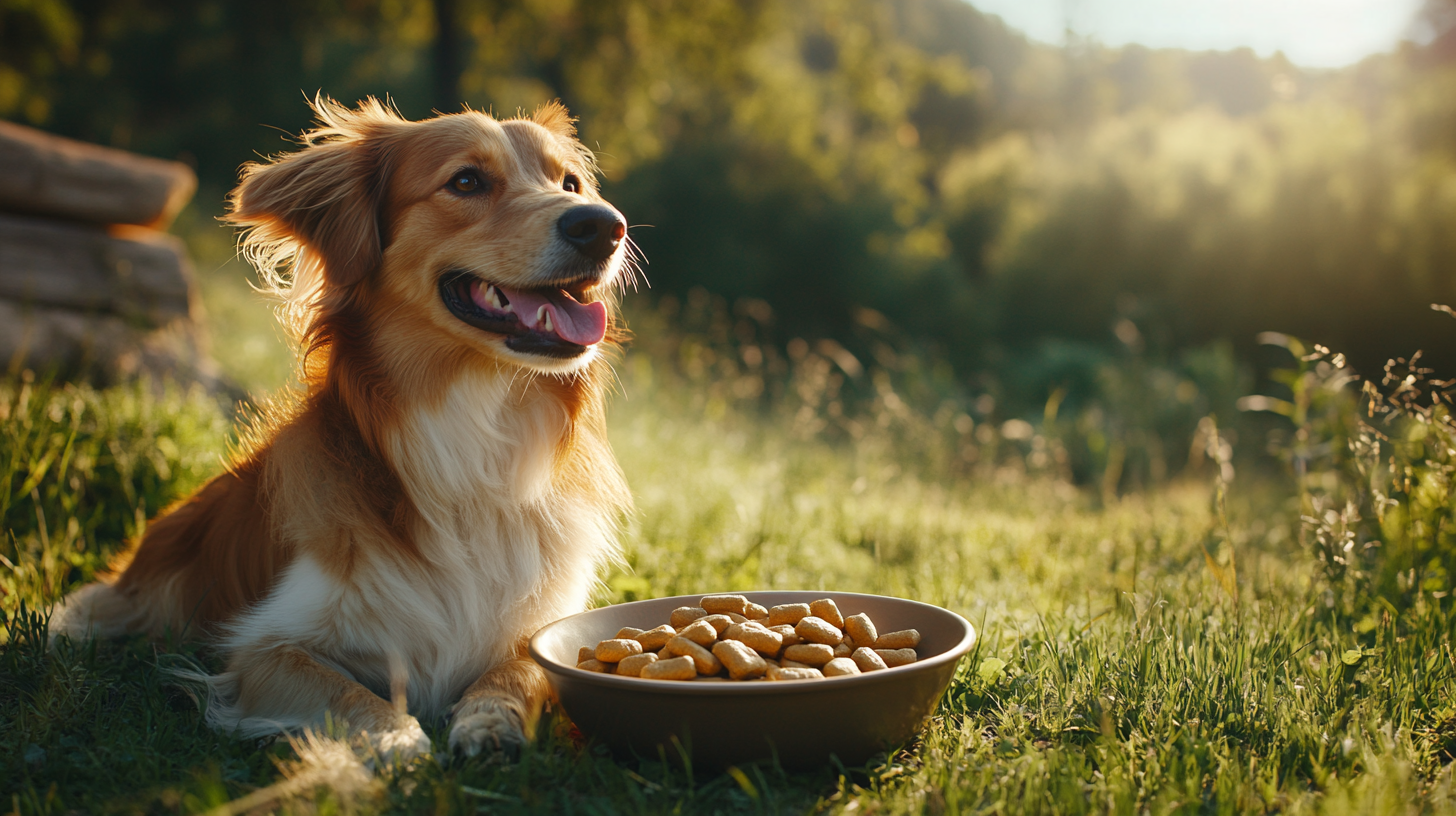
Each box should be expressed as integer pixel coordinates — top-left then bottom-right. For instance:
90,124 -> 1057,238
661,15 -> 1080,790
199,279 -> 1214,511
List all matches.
1250,322 -> 1456,615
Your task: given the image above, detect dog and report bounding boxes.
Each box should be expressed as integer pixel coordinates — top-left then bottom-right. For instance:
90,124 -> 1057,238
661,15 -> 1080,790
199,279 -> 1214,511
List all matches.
51,97 -> 633,761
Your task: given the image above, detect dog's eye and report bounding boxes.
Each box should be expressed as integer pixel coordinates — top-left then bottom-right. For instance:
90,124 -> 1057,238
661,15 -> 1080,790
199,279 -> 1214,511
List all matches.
563,174 -> 581,194
449,170 -> 486,194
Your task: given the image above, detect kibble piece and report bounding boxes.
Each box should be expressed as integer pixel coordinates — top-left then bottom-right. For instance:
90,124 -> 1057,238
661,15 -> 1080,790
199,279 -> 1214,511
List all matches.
875,648 -> 918,667
616,653 -> 658,677
700,594 -> 750,616
700,614 -> 735,635
844,613 -> 878,648
678,619 -> 719,647
770,624 -> 803,647
595,638 -> 644,663
783,643 -> 835,666
636,624 -> 676,651
642,655 -> 697,680
875,629 -> 921,650
725,621 -> 784,657
667,636 -> 724,675
712,640 -> 770,680
768,603 -> 811,627
670,606 -> 709,628
795,616 -> 843,645
809,599 -> 845,629
576,600 -> 921,683
852,646 -> 889,672
766,665 -> 824,681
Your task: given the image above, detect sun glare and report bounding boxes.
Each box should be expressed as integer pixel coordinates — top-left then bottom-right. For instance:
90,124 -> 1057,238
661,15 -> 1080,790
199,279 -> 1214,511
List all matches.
970,0 -> 1427,67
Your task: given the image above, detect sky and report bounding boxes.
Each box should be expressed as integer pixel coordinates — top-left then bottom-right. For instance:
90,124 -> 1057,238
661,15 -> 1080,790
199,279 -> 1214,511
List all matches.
968,0 -> 1428,68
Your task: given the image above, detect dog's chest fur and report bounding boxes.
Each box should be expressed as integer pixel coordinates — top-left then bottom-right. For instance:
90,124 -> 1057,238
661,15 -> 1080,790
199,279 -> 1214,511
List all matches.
224,372 -> 614,718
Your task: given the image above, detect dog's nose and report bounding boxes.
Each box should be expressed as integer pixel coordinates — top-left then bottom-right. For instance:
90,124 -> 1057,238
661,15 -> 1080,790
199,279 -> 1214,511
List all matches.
557,205 -> 626,261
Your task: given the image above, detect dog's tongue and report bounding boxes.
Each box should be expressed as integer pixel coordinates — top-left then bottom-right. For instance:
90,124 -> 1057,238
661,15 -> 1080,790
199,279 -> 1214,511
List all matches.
498,286 -> 608,346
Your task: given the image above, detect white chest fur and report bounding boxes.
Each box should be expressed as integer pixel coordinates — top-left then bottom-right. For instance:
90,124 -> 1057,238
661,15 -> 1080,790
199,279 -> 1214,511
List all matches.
223,371 -> 616,719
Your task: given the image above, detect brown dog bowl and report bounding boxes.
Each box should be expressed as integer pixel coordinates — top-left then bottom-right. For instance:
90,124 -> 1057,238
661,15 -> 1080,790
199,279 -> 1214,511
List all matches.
529,590 -> 976,769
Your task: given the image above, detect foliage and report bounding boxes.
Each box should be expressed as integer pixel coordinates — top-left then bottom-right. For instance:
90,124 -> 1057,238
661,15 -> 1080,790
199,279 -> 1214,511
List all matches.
1256,319 -> 1456,618
976,85 -> 1456,379
10,1 -> 1456,490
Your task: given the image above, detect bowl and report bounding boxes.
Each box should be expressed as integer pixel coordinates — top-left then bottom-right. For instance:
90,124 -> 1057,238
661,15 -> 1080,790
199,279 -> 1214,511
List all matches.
529,590 -> 976,769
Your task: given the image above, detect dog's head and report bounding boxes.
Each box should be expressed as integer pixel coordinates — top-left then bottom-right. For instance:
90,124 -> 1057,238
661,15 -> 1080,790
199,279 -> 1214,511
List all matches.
229,97 -> 634,379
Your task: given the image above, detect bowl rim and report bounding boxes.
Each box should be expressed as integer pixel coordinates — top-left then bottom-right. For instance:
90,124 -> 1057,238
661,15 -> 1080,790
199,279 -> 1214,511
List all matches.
528,590 -> 978,696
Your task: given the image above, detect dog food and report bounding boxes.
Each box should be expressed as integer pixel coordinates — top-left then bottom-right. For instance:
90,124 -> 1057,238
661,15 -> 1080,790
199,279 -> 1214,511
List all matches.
767,603 -> 811,627
636,624 -> 676,651
575,596 -> 923,682
851,646 -> 888,672
766,665 -> 824,681
844,613 -> 877,648
641,655 -> 696,680
616,653 -> 658,677
875,648 -> 918,668
594,638 -> 643,663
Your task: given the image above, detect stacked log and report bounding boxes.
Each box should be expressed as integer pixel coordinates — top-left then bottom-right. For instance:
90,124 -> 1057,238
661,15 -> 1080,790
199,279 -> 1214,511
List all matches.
0,120 -> 215,385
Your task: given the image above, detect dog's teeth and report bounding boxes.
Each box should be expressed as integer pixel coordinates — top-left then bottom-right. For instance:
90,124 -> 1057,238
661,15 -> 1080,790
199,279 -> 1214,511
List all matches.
542,310 -> 554,333
485,285 -> 501,309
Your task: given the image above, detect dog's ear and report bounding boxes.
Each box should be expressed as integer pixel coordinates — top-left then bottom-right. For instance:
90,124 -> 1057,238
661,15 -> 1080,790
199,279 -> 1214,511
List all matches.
229,122 -> 397,289
531,100 -> 576,139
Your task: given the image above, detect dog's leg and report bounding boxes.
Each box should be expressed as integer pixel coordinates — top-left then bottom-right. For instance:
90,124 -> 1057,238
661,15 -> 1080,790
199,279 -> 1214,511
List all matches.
48,581 -> 139,643
229,643 -> 432,763
448,646 -> 551,759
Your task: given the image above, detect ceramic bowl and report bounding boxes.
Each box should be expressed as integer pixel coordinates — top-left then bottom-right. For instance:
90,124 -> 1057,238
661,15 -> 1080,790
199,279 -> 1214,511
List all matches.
529,590 -> 976,768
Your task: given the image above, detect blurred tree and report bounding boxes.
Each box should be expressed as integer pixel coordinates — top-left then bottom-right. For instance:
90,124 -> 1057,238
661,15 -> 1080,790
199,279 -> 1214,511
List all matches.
0,0 -> 81,122
1185,48 -> 1274,116
4,0 -> 1455,415
31,0 -> 434,186
433,0 -> 462,111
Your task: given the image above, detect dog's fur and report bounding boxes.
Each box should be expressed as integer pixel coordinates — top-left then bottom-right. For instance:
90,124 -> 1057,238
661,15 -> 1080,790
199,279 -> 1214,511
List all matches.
51,97 -> 633,760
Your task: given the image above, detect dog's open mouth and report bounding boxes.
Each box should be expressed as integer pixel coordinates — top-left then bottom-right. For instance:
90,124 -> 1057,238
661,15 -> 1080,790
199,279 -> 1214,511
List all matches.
439,271 -> 607,358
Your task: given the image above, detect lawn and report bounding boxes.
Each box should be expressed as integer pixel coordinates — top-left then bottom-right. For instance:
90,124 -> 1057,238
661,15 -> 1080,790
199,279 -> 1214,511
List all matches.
4,290 -> 1456,814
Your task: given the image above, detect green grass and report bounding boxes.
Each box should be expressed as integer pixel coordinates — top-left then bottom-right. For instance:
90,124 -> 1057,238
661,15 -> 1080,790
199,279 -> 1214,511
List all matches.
3,295 -> 1456,813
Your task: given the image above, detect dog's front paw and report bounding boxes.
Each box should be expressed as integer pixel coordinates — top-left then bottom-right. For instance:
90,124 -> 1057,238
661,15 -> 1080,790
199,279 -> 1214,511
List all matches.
449,700 -> 526,760
367,717 -> 432,767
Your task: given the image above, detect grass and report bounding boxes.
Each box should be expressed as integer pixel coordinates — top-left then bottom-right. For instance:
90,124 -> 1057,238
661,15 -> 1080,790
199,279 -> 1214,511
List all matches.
3,286 -> 1456,813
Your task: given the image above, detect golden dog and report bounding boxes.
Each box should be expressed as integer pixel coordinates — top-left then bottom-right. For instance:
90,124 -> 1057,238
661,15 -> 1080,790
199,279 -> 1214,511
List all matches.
52,97 -> 632,760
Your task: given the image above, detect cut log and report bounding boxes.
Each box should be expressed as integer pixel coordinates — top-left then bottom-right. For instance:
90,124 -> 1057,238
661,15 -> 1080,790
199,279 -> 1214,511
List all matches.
0,212 -> 194,327
0,120 -> 196,227
0,299 -> 131,376
0,299 -> 216,387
